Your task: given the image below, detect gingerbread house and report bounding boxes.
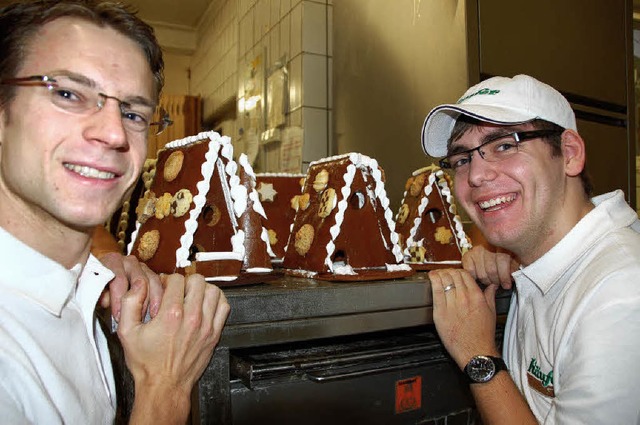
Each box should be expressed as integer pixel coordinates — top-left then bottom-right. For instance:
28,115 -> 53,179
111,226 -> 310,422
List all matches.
255,173 -> 306,264
282,153 -> 413,281
395,164 -> 472,269
127,131 -> 274,284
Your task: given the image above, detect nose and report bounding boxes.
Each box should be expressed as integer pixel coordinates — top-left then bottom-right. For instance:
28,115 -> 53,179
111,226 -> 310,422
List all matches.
83,99 -> 129,150
466,153 -> 498,187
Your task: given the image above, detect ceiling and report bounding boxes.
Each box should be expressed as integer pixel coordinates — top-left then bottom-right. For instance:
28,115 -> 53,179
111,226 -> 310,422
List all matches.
123,0 -> 212,28
0,0 -> 212,28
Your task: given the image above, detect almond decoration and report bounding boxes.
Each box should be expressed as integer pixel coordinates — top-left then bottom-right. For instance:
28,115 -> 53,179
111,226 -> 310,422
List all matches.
294,224 -> 315,256
163,150 -> 184,182
409,173 -> 426,197
137,230 -> 160,261
313,169 -> 329,192
298,193 -> 310,210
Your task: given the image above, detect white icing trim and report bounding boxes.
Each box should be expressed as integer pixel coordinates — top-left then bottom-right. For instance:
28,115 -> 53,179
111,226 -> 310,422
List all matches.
385,263 -> 412,271
176,135 -> 222,268
205,275 -> 239,282
195,251 -> 244,261
256,172 -> 306,178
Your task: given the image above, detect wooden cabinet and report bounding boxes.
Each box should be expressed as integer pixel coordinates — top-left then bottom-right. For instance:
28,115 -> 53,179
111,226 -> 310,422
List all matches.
147,94 -> 201,158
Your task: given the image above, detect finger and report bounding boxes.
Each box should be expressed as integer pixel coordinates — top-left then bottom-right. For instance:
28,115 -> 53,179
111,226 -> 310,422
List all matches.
156,273 -> 186,317
141,263 -> 164,318
117,279 -> 147,334
428,270 -> 447,310
183,274 -> 207,325
207,287 -> 230,346
496,254 -> 514,288
461,252 -> 478,279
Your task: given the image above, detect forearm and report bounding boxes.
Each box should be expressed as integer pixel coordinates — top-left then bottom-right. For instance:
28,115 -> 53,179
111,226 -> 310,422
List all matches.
129,383 -> 192,425
470,373 -> 538,425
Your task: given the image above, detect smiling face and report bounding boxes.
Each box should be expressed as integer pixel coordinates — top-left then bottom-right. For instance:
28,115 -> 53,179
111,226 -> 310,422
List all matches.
451,122 -> 585,264
0,17 -> 154,237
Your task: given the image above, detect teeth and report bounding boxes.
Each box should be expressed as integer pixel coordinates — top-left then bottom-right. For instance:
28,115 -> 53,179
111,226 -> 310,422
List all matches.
64,163 -> 115,180
479,194 -> 515,210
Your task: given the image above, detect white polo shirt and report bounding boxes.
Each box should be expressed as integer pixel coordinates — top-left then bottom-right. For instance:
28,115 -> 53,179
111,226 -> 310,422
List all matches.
0,226 -> 116,424
504,190 -> 640,424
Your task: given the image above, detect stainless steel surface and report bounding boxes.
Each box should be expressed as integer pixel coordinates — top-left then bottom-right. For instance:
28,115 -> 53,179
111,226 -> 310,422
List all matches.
221,273 -> 433,348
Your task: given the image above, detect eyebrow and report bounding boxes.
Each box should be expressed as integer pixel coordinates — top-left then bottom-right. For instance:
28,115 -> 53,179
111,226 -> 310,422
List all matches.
51,69 -> 156,108
448,126 -> 529,155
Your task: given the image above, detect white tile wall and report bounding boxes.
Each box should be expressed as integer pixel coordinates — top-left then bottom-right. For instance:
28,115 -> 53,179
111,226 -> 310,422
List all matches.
302,1 -> 327,55
289,54 -> 303,110
302,53 -> 327,108
186,0 -> 332,171
302,107 -> 328,161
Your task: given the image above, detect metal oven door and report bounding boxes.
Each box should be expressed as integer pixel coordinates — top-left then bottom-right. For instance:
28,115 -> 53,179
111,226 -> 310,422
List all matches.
229,326 -> 489,425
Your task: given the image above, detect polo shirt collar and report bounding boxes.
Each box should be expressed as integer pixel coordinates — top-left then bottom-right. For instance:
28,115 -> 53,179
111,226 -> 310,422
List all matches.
515,190 -> 638,295
0,226 -> 113,316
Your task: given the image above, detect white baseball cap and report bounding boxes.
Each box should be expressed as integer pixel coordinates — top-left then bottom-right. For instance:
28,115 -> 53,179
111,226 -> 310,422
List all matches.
420,74 -> 576,158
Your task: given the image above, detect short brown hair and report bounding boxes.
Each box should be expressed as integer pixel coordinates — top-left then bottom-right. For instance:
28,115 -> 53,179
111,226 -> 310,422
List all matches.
0,0 -> 164,108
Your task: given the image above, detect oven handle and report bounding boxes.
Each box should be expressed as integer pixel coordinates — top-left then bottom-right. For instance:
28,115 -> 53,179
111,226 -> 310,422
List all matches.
305,358 -> 435,383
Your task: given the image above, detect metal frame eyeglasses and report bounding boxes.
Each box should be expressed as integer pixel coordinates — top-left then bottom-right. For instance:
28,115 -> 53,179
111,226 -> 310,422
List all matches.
0,74 -> 173,136
439,129 -> 565,173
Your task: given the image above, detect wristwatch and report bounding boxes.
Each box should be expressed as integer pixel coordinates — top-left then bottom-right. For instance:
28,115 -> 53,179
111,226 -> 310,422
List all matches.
464,355 -> 508,383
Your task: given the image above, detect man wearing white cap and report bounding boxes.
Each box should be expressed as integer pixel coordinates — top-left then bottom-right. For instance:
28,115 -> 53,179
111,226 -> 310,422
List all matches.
422,74 -> 640,424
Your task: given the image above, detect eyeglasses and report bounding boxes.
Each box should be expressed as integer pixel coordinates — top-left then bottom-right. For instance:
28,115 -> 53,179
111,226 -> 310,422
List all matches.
439,129 -> 564,173
0,74 -> 173,136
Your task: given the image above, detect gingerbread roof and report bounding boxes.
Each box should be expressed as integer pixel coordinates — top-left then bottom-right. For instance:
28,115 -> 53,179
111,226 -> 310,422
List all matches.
127,131 -> 272,282
282,153 -> 412,280
396,164 -> 471,268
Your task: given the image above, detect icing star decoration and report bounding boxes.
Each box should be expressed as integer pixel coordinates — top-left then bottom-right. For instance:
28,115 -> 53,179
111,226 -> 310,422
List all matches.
257,182 -> 277,202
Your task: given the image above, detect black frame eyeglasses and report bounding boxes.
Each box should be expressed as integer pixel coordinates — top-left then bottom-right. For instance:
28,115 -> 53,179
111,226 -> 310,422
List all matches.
0,74 -> 173,136
439,129 -> 564,173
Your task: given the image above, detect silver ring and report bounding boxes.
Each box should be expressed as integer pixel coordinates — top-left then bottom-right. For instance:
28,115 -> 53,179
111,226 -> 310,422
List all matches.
443,284 -> 456,293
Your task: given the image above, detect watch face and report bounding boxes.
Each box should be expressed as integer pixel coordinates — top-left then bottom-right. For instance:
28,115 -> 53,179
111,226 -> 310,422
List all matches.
466,356 -> 496,383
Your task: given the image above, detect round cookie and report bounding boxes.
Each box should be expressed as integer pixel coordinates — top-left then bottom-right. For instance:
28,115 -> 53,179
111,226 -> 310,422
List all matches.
171,189 -> 193,218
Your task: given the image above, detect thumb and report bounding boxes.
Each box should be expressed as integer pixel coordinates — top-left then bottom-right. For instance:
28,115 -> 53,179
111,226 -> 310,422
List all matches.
118,279 -> 148,332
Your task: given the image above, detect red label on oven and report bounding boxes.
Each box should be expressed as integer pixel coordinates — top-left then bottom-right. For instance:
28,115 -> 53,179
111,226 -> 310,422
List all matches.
395,376 -> 422,414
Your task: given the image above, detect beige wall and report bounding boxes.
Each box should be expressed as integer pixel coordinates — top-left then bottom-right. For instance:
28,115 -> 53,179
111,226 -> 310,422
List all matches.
162,51 -> 193,95
333,0 -> 468,208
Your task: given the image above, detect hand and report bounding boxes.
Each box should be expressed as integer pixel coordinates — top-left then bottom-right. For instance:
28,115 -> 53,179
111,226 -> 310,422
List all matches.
429,268 -> 500,370
117,273 -> 230,422
462,245 -> 519,290
98,252 -> 164,324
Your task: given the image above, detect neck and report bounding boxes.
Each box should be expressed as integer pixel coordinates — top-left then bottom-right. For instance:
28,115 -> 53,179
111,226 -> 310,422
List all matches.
0,194 -> 92,270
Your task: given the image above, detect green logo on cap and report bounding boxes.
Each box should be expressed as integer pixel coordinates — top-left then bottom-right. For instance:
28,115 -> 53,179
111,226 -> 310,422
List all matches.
457,88 -> 500,104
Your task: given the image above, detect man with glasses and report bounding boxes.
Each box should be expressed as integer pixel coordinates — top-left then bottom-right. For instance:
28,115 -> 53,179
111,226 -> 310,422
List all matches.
421,74 -> 640,423
0,1 -> 229,423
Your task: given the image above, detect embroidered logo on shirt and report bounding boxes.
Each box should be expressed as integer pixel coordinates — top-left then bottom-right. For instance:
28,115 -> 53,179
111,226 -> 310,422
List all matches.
527,357 -> 555,398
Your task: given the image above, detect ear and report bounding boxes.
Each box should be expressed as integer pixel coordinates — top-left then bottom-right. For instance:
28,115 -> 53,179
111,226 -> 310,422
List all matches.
559,129 -> 586,178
